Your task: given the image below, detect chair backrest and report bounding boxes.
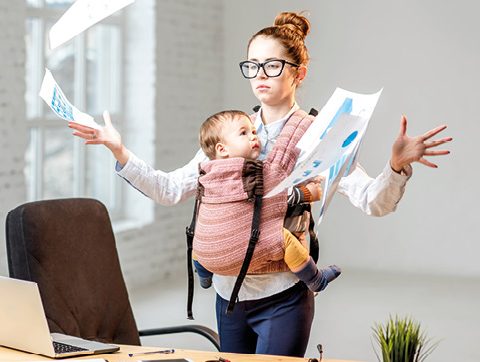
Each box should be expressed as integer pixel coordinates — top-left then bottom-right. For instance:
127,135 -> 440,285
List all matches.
6,198 -> 141,345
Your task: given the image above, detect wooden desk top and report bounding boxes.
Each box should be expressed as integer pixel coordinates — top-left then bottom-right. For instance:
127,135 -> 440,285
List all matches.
0,344 -> 363,362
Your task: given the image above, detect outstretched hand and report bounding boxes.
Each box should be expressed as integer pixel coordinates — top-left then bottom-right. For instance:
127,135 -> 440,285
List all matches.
390,115 -> 452,172
68,111 -> 130,165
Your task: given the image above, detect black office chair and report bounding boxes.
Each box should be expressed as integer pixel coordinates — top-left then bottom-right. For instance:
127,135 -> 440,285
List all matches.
5,198 -> 219,350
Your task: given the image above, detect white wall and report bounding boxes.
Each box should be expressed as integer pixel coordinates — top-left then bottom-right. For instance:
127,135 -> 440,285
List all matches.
223,0 -> 477,277
0,0 -> 27,276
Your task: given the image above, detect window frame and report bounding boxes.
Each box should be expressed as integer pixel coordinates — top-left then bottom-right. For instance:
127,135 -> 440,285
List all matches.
25,0 -> 126,220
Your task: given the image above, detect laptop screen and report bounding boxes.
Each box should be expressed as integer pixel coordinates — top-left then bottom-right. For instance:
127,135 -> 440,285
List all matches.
0,276 -> 56,356
0,276 -> 119,358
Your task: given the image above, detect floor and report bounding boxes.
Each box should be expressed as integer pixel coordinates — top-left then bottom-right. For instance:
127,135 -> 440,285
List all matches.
129,269 -> 480,362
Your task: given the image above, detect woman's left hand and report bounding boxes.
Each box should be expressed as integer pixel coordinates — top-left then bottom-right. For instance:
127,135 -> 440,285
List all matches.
390,115 -> 452,172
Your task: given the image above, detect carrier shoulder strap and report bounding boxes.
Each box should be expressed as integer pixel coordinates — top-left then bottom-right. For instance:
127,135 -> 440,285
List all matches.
225,160 -> 264,314
308,206 -> 319,262
225,192 -> 263,314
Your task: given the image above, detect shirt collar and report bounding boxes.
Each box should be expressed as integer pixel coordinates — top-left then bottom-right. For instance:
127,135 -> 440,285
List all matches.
253,102 -> 300,131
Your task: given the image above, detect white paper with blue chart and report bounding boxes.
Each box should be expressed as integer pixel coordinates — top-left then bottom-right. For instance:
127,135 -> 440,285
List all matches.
39,68 -> 101,130
266,87 -> 383,222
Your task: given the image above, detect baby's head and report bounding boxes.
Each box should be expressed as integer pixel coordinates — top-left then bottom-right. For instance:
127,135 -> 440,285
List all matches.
200,110 -> 261,160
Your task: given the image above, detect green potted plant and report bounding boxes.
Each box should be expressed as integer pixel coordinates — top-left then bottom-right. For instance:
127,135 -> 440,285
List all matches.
372,315 -> 438,362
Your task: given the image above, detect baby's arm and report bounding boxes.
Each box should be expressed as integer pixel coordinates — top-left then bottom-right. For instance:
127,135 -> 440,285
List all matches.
288,176 -> 324,205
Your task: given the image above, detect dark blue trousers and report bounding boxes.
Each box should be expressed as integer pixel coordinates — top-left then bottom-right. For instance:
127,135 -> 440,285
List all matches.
215,282 -> 314,357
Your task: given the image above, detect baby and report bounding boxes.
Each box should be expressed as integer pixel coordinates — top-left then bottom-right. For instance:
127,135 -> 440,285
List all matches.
193,109 -> 341,292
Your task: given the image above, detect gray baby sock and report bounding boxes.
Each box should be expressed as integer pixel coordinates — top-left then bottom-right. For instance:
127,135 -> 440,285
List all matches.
294,258 -> 341,292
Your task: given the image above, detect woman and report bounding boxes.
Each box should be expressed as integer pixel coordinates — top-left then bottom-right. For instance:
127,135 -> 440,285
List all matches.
69,12 -> 451,357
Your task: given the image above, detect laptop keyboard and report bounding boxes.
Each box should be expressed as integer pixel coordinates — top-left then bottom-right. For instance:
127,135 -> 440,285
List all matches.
53,341 -> 88,354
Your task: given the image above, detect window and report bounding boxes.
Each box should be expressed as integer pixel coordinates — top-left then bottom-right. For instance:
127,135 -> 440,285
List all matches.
25,0 -> 125,219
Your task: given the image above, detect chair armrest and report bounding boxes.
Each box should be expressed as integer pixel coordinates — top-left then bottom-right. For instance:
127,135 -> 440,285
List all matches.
139,325 -> 220,351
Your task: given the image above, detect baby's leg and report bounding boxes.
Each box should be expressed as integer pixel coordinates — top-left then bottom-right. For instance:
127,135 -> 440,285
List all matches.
193,258 -> 213,289
283,229 -> 341,292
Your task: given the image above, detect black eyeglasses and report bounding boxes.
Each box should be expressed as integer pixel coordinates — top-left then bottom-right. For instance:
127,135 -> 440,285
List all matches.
239,59 -> 300,79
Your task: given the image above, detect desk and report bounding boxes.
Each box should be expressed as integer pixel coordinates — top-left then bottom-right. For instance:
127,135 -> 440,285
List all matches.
0,345 -> 363,362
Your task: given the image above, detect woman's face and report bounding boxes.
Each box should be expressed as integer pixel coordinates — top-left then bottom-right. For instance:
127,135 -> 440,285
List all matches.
247,36 -> 299,107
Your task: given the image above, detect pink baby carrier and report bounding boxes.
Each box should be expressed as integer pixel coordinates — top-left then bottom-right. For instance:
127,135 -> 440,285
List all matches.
186,108 -> 318,317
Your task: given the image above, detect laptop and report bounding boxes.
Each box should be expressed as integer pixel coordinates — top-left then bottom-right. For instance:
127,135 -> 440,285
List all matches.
0,276 -> 120,358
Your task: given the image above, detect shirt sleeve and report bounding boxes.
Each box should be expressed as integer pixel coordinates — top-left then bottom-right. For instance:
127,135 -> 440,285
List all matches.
337,161 -> 413,216
116,148 -> 208,206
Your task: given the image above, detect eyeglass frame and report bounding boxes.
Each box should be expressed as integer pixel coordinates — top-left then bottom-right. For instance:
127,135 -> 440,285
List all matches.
239,59 -> 300,79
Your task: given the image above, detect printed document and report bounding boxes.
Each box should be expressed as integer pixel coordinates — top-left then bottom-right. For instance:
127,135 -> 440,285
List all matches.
39,68 -> 100,130
266,88 -> 383,221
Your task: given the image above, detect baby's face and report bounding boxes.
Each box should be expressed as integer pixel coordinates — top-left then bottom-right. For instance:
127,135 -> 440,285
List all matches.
219,116 -> 261,159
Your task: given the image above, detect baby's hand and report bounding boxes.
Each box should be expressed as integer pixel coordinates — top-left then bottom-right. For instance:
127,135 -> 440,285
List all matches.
301,176 -> 324,202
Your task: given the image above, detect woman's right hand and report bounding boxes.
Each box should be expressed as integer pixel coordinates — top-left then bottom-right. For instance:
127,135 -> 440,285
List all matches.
390,115 -> 451,172
68,110 -> 130,166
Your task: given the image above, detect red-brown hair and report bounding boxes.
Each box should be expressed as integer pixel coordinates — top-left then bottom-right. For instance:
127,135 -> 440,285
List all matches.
247,12 -> 311,66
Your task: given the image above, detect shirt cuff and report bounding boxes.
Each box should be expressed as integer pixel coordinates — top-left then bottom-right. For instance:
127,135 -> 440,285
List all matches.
386,162 -> 413,181
115,161 -> 124,172
115,151 -> 137,177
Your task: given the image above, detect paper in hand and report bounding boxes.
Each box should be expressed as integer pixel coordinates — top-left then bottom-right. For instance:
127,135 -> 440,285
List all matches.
265,88 -> 382,222
39,68 -> 101,130
266,88 -> 382,198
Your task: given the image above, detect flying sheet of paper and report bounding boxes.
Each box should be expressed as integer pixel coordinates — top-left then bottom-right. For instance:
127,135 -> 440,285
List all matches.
39,68 -> 101,130
49,0 -> 135,50
266,87 -> 382,220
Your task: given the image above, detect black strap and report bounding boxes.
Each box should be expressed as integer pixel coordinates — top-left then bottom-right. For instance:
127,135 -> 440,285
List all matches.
307,205 -> 319,263
226,194 -> 263,314
186,198 -> 200,320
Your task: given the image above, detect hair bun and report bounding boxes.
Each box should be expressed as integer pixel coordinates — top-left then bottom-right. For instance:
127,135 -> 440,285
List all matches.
273,12 -> 310,40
